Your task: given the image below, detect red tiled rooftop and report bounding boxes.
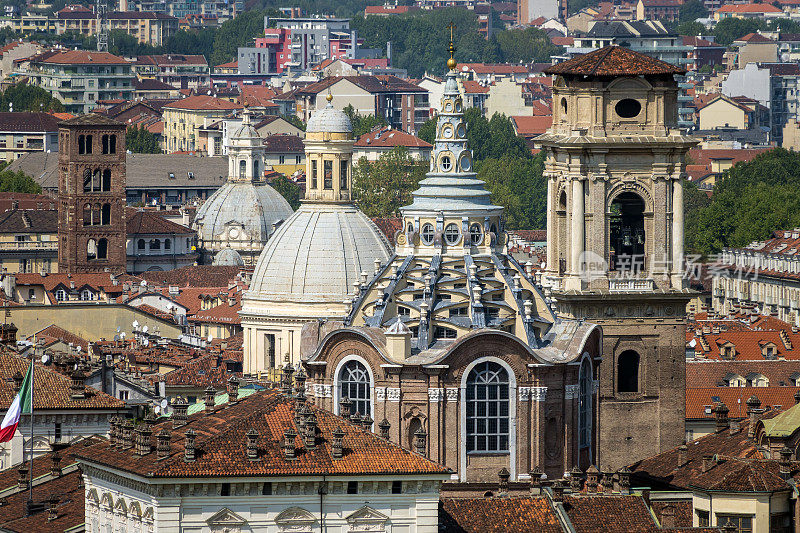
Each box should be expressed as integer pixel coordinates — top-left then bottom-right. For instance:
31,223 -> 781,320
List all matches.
163,95 -> 242,112
686,386 -> 798,419
717,3 -> 782,13
354,127 -> 431,148
544,46 -> 685,77
439,496 -> 561,533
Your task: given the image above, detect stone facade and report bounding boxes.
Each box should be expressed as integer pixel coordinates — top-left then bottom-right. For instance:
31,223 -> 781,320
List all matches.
538,47 -> 695,470
57,115 -> 127,274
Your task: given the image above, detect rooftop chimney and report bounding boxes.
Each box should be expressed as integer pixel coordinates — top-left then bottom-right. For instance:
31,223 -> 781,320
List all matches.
780,446 -> 793,479
600,471 -> 613,493
12,371 -> 23,395
551,479 -> 564,502
17,464 -> 27,489
303,413 -> 317,449
339,397 -> 352,418
135,424 -> 152,456
172,397 -> 189,428
156,429 -> 171,459
281,363 -> 294,395
228,376 -> 239,404
747,395 -> 763,439
714,402 -> 730,432
246,428 -> 259,460
50,452 -> 62,477
282,428 -> 297,460
331,426 -> 344,459
121,419 -> 134,450
677,443 -> 688,469
586,465 -> 599,493
617,466 -> 631,494
183,429 -> 196,462
204,386 -> 216,410
702,454 -> 714,473
498,468 -> 510,496
361,415 -> 373,432
378,418 -> 390,439
530,466 -> 543,494
570,466 -> 583,491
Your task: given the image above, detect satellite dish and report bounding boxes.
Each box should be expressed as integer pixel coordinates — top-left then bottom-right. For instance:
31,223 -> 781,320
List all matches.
41,353 -> 50,364
208,335 -> 213,343
120,332 -> 126,338
142,325 -> 149,333
160,399 -> 168,409
76,346 -> 82,353
132,320 -> 139,329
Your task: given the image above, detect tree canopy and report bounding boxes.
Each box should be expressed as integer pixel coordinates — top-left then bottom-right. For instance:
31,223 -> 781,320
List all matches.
685,149 -> 800,256
352,147 -> 428,218
126,125 -> 161,154
712,18 -> 766,46
676,21 -> 705,37
0,83 -> 63,113
343,104 -> 388,137
478,153 -> 547,230
679,0 -> 708,22
269,176 -> 302,210
0,168 -> 42,194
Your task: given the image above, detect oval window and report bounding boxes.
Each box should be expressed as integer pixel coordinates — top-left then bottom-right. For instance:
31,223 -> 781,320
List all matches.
421,223 -> 435,245
455,101 -> 463,112
445,101 -> 453,112
615,99 -> 642,118
440,156 -> 452,172
460,153 -> 471,172
457,125 -> 466,138
442,125 -> 453,139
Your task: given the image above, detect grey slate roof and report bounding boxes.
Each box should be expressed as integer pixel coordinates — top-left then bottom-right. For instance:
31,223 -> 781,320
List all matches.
0,209 -> 57,233
6,153 -> 229,191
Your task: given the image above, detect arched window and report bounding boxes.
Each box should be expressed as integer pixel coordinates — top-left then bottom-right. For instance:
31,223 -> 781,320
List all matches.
78,135 -> 85,155
609,192 -> 646,273
340,159 -> 349,190
55,289 -> 66,302
137,239 -> 145,250
87,239 -> 97,260
149,239 -> 161,251
101,204 -> 110,225
83,203 -> 92,226
239,160 -> 246,179
102,169 -> 111,191
102,135 -> 109,154
470,223 -> 482,245
339,359 -> 371,417
579,357 -> 593,449
617,350 -> 640,393
164,239 -> 171,250
407,417 -> 422,450
92,204 -> 101,225
96,238 -> 107,260
83,169 -> 92,192
92,169 -> 101,191
109,134 -> 116,154
466,361 -> 510,453
80,289 -> 94,301
253,159 -> 260,179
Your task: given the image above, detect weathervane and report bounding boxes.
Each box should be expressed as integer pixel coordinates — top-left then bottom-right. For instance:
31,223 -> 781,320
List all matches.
447,22 -> 457,70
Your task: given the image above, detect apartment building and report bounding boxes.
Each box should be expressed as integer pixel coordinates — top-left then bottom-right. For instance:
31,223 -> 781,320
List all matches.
20,50 -> 134,114
162,94 -> 241,152
0,112 -> 60,163
133,54 -> 209,90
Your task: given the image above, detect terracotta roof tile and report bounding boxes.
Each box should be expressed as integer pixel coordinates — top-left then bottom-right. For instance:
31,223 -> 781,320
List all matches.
163,95 -> 242,112
717,3 -> 782,13
27,324 -> 89,352
512,115 -> 553,137
354,127 -> 432,148
686,386 -> 798,419
439,496 -> 561,533
140,265 -> 242,287
687,359 -> 800,388
562,494 -> 660,533
162,351 -> 242,388
0,352 -> 126,410
189,298 -> 241,324
544,46 -> 685,77
125,209 -> 193,235
38,50 -> 128,65
73,389 -> 451,478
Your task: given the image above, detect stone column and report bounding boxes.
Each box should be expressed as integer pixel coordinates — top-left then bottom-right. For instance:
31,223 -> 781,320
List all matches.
570,178 -> 584,284
671,178 -> 684,288
546,175 -> 556,274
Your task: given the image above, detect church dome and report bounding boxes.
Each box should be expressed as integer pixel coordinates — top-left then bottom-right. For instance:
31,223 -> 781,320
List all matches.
192,181 -> 293,249
306,103 -> 352,134
213,246 -> 245,266
246,204 -> 391,303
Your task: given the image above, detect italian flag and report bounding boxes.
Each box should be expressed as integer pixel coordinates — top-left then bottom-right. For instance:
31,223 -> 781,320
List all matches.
0,362 -> 32,442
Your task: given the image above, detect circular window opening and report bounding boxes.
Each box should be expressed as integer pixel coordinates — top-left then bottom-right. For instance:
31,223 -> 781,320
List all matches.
457,125 -> 466,138
444,223 -> 460,245
615,98 -> 642,119
442,125 -> 453,139
421,223 -> 435,245
445,102 -> 453,112
455,101 -> 463,112
440,156 -> 452,172
460,154 -> 471,172
470,223 -> 483,245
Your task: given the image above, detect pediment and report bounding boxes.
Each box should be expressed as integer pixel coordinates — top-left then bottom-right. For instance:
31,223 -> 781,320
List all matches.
275,506 -> 317,525
206,507 -> 247,526
346,505 -> 389,523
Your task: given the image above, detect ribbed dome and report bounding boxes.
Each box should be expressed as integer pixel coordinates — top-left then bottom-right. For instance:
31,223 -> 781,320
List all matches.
247,204 -> 392,303
193,181 -> 293,245
213,246 -> 245,266
307,103 -> 352,134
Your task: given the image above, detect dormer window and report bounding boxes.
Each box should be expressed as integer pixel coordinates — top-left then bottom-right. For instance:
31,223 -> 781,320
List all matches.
55,289 -> 66,302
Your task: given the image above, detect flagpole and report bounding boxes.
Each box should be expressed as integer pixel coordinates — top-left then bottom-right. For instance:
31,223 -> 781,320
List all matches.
27,340 -> 35,512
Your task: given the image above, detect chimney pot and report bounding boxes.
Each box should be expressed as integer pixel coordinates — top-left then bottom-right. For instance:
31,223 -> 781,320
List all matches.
551,479 -> 565,502
747,395 -> 763,439
183,429 -> 196,462
227,376 -> 239,404
570,465 -> 583,491
339,397 -> 352,418
530,466 -> 544,494
246,428 -> 260,460
677,444 -> 688,468
121,419 -> 134,449
282,428 -> 297,460
498,467 -> 510,495
204,386 -> 216,410
331,426 -> 345,459
156,429 -> 171,459
617,466 -> 631,494
17,464 -> 27,489
172,397 -> 189,428
714,401 -> 730,432
585,465 -> 599,493
281,363 -> 294,395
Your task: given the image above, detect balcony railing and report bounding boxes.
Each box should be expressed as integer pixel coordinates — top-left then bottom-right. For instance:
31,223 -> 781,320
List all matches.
0,241 -> 57,251
609,279 -> 655,292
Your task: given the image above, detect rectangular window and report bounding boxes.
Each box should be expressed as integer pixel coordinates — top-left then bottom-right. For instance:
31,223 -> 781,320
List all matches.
54,423 -> 61,441
340,159 -> 348,190
311,159 -> 317,188
391,480 -> 402,494
296,155 -> 301,164
262,482 -> 272,495
220,483 -> 231,496
347,481 -> 358,494
716,514 -> 752,533
323,160 -> 333,189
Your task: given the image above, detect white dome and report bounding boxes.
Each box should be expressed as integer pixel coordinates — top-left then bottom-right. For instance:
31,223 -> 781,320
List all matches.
193,181 -> 293,248
213,246 -> 245,266
306,103 -> 352,134
246,204 -> 391,303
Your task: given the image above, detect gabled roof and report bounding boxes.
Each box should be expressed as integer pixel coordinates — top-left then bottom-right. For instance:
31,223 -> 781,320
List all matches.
354,127 -> 432,149
163,95 -> 242,111
73,388 -> 451,478
717,3 -> 782,13
297,75 -> 426,96
544,45 -> 685,77
440,497 -> 562,533
140,265 -> 241,288
736,32 -> 774,44
262,134 -> 304,153
511,115 -> 553,137
761,401 -> 800,437
37,50 -> 128,65
126,209 -> 194,236
0,112 -> 60,132
0,209 -> 56,233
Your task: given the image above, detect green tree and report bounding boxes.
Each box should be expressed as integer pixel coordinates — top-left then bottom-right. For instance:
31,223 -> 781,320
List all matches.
417,116 -> 436,145
269,176 -> 302,210
0,83 -> 63,113
712,17 -> 766,46
342,104 -> 388,137
679,0 -> 708,22
767,18 -> 800,33
210,9 -> 279,66
282,114 -> 306,132
676,21 -> 706,36
685,148 -> 800,256
0,169 -> 42,194
126,124 -> 161,154
477,153 -> 546,229
493,26 -> 560,64
352,147 -> 428,217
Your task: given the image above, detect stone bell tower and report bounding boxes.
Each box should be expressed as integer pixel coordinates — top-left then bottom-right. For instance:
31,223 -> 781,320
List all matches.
537,46 -> 697,469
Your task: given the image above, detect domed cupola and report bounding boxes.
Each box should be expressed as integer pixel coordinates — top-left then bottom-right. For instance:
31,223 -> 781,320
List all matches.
192,106 -> 293,265
241,93 -> 392,370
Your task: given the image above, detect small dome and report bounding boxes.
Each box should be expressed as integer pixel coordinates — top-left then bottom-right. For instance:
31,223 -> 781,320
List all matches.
306,103 -> 352,134
213,246 -> 244,266
247,204 -> 391,303
193,181 -> 293,248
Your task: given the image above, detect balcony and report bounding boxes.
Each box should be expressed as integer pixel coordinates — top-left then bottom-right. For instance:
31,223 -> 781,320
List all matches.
609,278 -> 655,292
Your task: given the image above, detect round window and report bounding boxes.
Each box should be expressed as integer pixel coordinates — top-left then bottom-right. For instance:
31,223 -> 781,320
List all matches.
460,153 -> 471,172
442,125 -> 453,139
455,101 -> 463,112
421,223 -> 435,245
440,155 -> 452,172
457,124 -> 466,138
615,98 -> 642,118
444,223 -> 460,245
445,101 -> 453,112
469,223 -> 483,245
228,228 -> 240,239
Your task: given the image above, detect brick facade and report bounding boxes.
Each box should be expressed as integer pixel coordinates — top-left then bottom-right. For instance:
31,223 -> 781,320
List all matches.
57,115 -> 127,274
